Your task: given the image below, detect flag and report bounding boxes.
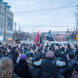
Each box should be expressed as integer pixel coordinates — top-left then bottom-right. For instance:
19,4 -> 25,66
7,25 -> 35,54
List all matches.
35,31 -> 39,47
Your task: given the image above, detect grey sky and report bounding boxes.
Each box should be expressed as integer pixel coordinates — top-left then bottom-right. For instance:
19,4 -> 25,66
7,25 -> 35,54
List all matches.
4,0 -> 78,32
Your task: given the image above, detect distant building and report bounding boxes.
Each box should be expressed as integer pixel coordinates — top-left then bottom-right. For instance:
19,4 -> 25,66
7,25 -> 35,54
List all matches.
53,31 -> 71,41
0,0 -> 13,41
33,32 -> 37,40
42,31 -> 72,41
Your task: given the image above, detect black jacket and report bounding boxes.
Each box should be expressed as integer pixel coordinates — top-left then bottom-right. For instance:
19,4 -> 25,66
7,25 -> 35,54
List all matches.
54,49 -> 61,57
41,58 -> 58,78
67,59 -> 77,74
62,59 -> 77,78
14,60 -> 30,78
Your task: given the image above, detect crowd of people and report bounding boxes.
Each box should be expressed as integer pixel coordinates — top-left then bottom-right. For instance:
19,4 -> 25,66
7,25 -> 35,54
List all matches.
0,42 -> 78,78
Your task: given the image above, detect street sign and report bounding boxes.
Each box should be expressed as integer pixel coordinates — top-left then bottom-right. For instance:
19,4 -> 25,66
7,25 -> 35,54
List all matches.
76,35 -> 78,40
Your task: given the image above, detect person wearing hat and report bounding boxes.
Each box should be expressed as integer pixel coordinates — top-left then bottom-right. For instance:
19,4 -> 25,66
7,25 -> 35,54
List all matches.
41,50 -> 58,78
14,54 -> 30,78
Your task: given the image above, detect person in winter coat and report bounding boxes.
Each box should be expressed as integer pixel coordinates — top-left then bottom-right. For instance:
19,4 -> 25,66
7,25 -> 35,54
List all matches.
0,49 -> 3,59
54,49 -> 61,59
12,49 -> 19,66
0,57 -> 13,78
62,44 -> 72,55
75,48 -> 78,61
41,50 -> 58,78
71,44 -> 76,54
14,54 -> 30,78
29,60 -> 41,78
54,44 -> 61,58
64,52 -> 77,78
71,65 -> 78,78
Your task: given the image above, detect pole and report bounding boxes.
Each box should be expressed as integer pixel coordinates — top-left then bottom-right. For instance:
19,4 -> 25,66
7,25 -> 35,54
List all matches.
19,26 -> 20,39
15,22 -> 16,40
76,5 -> 78,47
4,7 -> 6,43
19,26 -> 20,34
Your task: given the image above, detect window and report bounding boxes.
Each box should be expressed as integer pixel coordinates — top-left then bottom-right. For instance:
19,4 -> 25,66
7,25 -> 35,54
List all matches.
1,12 -> 3,28
7,16 -> 13,30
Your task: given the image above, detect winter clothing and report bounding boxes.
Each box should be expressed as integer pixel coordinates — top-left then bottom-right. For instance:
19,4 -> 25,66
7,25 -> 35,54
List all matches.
63,59 -> 77,78
46,50 -> 54,58
14,59 -> 30,78
20,54 -> 27,60
29,64 -> 41,78
41,58 -> 58,78
75,48 -> 78,61
71,71 -> 78,78
54,49 -> 61,57
41,50 -> 58,78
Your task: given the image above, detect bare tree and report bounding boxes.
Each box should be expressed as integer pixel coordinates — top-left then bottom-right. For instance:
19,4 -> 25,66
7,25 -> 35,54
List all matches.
66,31 -> 76,40
13,32 -> 33,40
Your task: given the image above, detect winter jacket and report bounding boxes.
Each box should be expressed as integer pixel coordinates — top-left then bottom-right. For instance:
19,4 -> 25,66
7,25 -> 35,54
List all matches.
29,65 -> 41,78
64,48 -> 72,54
75,55 -> 78,61
14,60 -> 30,78
67,59 -> 77,73
75,48 -> 78,61
54,49 -> 61,57
64,59 -> 77,78
71,71 -> 78,78
12,74 -> 21,78
41,58 -> 58,78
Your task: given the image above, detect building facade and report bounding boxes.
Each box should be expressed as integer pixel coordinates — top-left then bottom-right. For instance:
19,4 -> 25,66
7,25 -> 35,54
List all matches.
42,30 -> 71,41
0,0 -> 13,41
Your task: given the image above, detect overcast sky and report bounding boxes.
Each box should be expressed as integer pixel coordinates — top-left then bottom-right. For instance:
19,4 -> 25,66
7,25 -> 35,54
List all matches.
4,0 -> 78,33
